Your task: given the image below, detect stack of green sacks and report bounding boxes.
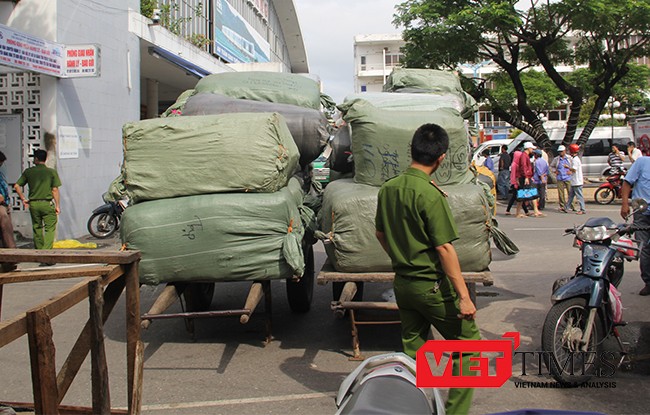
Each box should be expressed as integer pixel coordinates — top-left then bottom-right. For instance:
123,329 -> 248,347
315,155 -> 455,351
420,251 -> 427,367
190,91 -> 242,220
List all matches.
319,68 -> 494,273
317,179 -> 491,273
119,112 -> 308,285
161,71 -> 333,168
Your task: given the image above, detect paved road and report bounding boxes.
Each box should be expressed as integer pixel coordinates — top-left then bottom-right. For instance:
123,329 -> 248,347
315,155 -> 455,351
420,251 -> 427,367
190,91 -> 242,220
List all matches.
1,193 -> 648,415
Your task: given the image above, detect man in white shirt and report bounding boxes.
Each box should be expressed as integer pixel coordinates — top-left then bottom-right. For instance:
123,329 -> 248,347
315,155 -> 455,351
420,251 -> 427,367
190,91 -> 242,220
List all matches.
628,141 -> 643,163
566,144 -> 586,214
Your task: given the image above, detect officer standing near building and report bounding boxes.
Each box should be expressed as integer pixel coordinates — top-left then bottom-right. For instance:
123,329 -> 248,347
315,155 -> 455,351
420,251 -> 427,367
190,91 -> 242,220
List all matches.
375,123 -> 480,415
14,149 -> 61,252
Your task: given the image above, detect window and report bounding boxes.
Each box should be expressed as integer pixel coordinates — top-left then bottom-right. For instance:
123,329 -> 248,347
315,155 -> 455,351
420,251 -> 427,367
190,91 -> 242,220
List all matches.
360,56 -> 366,71
583,139 -> 628,157
385,53 -> 403,67
361,85 -> 367,92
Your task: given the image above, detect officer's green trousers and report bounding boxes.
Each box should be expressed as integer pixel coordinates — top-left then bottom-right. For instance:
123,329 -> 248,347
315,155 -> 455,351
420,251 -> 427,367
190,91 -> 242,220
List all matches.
393,275 -> 481,415
29,200 -> 57,250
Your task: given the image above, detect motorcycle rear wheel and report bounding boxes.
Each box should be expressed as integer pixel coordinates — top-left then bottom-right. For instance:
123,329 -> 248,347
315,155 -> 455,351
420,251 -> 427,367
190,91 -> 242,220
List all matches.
541,297 -> 603,385
594,187 -> 615,205
87,212 -> 119,238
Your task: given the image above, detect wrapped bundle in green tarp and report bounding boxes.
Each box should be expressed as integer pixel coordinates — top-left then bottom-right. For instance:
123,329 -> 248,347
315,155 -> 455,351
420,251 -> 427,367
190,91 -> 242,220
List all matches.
161,89 -> 194,117
182,93 -> 330,167
317,179 -> 491,273
121,178 -> 305,285
383,68 -> 465,94
338,99 -> 473,187
121,112 -> 299,202
193,71 -> 322,110
344,91 -> 477,120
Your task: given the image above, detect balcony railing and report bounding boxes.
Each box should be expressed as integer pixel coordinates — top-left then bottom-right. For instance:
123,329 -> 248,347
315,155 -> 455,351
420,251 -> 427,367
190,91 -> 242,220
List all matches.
143,0 -> 212,52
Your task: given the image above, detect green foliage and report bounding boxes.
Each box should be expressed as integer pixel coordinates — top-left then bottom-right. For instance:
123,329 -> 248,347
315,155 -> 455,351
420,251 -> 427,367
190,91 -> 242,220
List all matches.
156,1 -> 206,43
141,0 -> 155,18
187,33 -> 210,49
160,2 -> 190,35
394,0 -> 522,70
394,0 -> 650,145
489,70 -> 565,113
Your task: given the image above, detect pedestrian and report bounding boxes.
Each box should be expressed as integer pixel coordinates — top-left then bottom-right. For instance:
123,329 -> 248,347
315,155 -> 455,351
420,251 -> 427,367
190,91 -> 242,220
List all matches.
375,123 -> 480,415
505,149 -> 530,216
0,151 -> 17,271
482,149 -> 494,172
533,149 -> 549,211
497,145 -> 511,200
620,156 -> 650,295
628,141 -> 642,164
13,149 -> 61,253
566,144 -> 586,215
608,144 -> 626,174
515,142 -> 541,218
554,145 -> 573,212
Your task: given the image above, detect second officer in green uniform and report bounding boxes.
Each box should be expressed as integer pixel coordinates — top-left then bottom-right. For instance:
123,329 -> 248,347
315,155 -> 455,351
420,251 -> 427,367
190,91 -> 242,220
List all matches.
14,149 -> 62,251
375,123 -> 480,415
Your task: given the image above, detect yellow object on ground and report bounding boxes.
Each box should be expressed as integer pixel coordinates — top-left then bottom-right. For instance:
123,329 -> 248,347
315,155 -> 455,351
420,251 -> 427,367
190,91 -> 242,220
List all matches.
53,239 -> 98,249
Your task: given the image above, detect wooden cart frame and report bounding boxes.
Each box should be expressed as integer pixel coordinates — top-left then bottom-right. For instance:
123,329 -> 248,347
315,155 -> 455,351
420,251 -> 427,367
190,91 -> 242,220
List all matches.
317,260 -> 493,360
0,249 -> 143,415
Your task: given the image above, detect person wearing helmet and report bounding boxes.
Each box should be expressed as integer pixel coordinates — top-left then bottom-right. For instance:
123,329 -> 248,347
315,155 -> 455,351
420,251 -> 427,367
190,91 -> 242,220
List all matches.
553,145 -> 573,212
566,144 -> 586,215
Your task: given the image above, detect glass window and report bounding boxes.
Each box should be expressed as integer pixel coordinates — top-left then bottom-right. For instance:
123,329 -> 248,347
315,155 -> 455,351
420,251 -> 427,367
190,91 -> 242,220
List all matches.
360,56 -> 366,71
361,85 -> 367,92
384,53 -> 403,67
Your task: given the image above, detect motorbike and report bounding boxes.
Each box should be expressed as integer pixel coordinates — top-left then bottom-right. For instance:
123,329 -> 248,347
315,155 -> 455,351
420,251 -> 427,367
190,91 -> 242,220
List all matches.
335,352 -> 446,415
594,168 -> 626,205
541,198 -> 648,385
87,193 -> 127,238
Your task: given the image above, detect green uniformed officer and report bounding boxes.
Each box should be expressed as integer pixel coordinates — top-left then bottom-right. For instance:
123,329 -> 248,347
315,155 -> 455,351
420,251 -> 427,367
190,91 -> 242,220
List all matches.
14,149 -> 62,251
375,123 -> 480,415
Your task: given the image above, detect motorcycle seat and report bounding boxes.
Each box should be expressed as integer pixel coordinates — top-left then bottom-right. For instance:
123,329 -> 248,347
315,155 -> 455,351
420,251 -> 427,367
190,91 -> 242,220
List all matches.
339,375 -> 432,415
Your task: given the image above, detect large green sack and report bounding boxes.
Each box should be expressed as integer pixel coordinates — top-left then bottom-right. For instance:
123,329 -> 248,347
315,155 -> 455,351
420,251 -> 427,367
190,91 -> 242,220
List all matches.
317,179 -> 491,273
345,91 -> 477,120
383,68 -> 464,94
121,178 -> 305,285
194,71 -> 322,110
182,93 -> 329,167
338,99 -> 473,187
122,113 -> 299,202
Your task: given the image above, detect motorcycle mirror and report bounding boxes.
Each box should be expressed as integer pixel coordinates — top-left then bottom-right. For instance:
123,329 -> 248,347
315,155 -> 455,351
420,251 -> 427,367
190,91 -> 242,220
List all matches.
631,198 -> 648,213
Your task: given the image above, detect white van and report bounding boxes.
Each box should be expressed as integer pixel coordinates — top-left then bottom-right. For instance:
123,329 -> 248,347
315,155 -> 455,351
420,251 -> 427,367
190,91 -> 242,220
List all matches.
507,126 -> 634,177
472,138 -> 513,174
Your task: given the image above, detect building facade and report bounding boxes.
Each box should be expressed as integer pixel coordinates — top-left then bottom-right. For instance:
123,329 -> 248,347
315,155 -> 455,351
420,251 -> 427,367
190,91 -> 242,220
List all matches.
0,0 -> 308,240
352,33 -> 625,132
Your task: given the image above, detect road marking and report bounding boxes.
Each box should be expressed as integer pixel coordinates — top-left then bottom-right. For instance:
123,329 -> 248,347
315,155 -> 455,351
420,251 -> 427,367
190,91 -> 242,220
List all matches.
133,392 -> 335,412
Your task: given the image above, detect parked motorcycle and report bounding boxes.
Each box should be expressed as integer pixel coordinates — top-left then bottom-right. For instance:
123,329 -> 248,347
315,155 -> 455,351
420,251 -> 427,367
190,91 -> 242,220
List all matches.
87,193 -> 127,238
541,198 -> 647,385
594,169 -> 626,205
335,352 -> 446,415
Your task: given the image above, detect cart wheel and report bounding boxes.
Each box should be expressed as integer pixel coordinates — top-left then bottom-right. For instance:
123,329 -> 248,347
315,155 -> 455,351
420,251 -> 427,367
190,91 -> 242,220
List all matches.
332,281 -> 364,302
183,282 -> 215,312
286,245 -> 314,313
